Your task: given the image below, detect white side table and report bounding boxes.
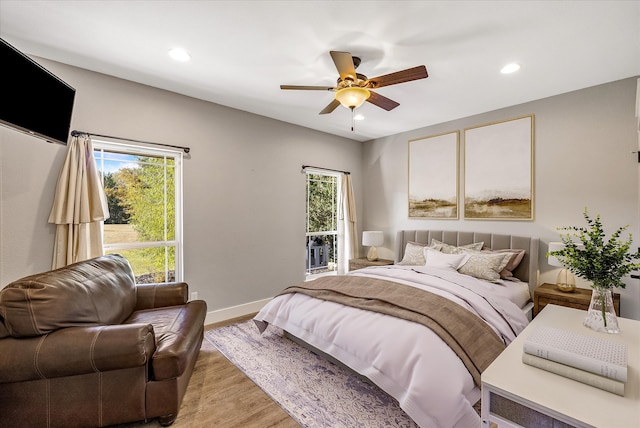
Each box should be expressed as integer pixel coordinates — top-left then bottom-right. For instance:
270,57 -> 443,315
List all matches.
481,304 -> 640,428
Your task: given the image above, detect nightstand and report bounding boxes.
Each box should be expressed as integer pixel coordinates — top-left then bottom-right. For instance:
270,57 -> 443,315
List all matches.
348,257 -> 394,271
533,283 -> 620,317
481,305 -> 640,428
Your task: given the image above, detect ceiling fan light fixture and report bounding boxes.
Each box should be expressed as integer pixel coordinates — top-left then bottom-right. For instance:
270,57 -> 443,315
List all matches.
335,87 -> 370,109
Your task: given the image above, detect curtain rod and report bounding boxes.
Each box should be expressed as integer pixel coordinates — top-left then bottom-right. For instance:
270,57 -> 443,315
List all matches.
302,165 -> 350,175
71,130 -> 190,154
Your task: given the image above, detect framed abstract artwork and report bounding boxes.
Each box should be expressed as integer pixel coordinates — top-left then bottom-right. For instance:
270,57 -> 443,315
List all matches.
463,115 -> 534,220
408,131 -> 459,219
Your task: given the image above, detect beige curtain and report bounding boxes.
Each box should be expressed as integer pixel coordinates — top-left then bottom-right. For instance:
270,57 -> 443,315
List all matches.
48,135 -> 110,268
338,173 -> 358,274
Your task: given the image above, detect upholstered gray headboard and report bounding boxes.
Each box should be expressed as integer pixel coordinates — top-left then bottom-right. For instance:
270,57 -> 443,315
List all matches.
396,230 -> 539,297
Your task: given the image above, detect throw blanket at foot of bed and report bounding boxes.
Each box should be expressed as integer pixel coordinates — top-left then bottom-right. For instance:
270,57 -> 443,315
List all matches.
278,275 -> 505,387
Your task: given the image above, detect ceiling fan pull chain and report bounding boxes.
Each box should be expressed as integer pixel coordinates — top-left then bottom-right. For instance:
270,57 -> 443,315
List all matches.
351,107 -> 355,132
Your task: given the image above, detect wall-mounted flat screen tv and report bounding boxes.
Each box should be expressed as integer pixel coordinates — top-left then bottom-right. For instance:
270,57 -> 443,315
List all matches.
0,38 -> 75,145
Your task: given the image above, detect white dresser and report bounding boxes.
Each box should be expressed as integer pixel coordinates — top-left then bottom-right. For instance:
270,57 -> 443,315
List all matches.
481,304 -> 640,428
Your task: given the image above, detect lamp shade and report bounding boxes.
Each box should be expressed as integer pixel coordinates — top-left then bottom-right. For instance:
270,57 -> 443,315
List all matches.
547,241 -> 580,292
335,87 -> 370,109
547,242 -> 565,267
362,231 -> 384,247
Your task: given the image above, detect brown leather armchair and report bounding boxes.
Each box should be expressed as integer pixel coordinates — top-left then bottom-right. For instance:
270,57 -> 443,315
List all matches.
0,254 -> 207,427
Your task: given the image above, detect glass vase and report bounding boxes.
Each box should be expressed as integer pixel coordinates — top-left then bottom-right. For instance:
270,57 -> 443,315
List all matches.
583,286 -> 620,334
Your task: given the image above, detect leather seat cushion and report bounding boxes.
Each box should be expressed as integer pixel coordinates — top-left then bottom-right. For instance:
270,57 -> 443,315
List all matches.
125,300 -> 207,380
0,255 -> 137,337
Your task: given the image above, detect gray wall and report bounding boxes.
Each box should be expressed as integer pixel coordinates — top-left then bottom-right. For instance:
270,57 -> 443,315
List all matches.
362,77 -> 640,319
0,58 -> 363,320
1,57 -> 638,321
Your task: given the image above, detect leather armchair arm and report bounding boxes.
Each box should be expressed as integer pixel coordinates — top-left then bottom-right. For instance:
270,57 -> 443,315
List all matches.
0,323 -> 155,384
135,282 -> 189,310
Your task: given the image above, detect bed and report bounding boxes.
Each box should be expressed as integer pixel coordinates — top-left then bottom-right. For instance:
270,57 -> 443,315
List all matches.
254,230 -> 539,428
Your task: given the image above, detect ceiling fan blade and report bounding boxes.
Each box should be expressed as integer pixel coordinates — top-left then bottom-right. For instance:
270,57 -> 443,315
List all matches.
367,65 -> 428,88
366,91 -> 400,111
319,99 -> 341,115
330,51 -> 357,81
280,85 -> 335,91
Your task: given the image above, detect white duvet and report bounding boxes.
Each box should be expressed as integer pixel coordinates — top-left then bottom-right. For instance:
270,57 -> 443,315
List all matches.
254,265 -> 529,428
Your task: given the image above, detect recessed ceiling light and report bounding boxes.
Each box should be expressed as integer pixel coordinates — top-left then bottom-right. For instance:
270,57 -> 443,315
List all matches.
354,114 -> 365,121
501,63 -> 521,74
168,47 -> 191,62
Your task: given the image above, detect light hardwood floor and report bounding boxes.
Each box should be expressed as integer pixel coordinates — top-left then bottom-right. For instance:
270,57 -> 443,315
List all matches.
122,315 -> 488,428
122,314 -> 299,428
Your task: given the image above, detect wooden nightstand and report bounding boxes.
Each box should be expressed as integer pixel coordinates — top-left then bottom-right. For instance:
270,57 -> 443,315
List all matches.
533,283 -> 620,317
348,257 -> 394,271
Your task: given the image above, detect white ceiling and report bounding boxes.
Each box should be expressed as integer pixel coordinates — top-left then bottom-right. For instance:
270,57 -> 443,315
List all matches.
1,1 -> 639,142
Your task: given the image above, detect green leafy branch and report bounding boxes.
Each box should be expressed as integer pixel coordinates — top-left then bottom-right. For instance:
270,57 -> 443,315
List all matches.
549,208 -> 640,290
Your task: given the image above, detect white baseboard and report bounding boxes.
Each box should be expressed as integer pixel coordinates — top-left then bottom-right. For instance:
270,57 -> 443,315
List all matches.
203,297 -> 272,326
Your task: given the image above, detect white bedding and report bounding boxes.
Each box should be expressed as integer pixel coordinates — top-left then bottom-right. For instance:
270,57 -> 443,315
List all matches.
254,265 -> 530,428
491,277 -> 531,309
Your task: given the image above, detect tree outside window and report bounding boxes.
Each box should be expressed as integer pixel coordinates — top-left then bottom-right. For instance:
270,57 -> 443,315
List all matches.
94,142 -> 182,283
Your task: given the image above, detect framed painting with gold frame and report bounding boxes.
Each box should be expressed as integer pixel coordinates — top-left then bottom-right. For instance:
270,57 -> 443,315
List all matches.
408,131 -> 459,219
463,115 -> 534,220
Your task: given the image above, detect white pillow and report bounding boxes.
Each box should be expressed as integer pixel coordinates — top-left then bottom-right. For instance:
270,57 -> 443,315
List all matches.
424,248 -> 471,270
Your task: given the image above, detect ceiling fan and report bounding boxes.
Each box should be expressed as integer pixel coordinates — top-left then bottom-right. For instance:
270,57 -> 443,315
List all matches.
280,51 -> 428,115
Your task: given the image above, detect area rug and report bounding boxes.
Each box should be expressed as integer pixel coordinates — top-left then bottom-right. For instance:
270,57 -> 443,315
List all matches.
205,320 -> 419,428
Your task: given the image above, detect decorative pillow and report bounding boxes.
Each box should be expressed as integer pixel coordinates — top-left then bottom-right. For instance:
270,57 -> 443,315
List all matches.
458,252 -> 512,282
424,248 -> 471,270
430,239 -> 484,254
397,241 -> 429,265
481,249 -> 526,279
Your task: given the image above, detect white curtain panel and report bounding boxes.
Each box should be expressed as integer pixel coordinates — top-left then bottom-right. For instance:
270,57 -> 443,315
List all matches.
48,135 -> 110,268
338,173 -> 358,274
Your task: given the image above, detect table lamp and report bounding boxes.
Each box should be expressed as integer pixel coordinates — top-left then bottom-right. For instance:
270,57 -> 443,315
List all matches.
362,231 -> 384,261
547,242 -> 576,292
